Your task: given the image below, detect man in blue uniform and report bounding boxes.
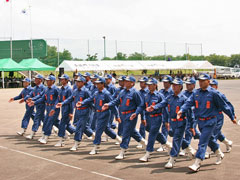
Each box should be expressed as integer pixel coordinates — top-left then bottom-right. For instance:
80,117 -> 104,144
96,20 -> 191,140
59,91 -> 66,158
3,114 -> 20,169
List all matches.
56,76 -> 95,151
50,74 -> 74,147
83,72 -> 93,90
105,74 -> 117,130
147,78 -> 194,168
210,79 -> 235,153
112,75 -> 126,144
180,77 -> 200,158
78,77 -> 122,155
158,75 -> 174,152
9,78 -> 35,136
28,75 -> 59,144
89,74 -> 100,132
177,73 -> 237,172
102,76 -> 147,160
24,74 -> 46,140
137,76 -> 149,149
139,78 -> 172,162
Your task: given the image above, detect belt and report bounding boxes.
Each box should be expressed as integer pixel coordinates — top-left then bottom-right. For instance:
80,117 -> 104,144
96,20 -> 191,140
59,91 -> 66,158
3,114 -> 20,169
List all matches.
199,116 -> 216,121
76,107 -> 87,110
150,113 -> 162,117
171,117 -> 186,122
46,103 -> 55,106
219,112 -> 222,114
121,110 -> 136,115
96,110 -> 104,112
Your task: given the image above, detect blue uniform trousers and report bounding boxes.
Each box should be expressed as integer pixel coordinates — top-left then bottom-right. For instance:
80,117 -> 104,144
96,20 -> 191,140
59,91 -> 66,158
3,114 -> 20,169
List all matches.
120,112 -> 142,149
32,104 -> 45,132
21,104 -> 35,129
196,118 -> 219,160
74,109 -> 93,141
146,116 -> 166,152
93,110 -> 116,145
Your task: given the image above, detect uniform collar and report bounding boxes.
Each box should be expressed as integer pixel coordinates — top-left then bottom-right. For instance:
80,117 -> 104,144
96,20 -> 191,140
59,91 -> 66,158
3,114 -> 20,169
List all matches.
149,90 -> 158,95
200,86 -> 211,92
126,87 -> 134,92
173,91 -> 183,98
140,87 -> 148,93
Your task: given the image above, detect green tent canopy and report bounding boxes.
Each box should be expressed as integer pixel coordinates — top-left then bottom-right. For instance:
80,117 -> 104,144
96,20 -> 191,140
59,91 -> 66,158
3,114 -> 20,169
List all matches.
0,58 -> 27,71
19,58 -> 56,71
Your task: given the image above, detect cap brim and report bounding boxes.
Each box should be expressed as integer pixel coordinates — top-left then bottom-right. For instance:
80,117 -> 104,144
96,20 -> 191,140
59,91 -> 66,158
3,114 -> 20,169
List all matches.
198,78 -> 208,80
139,80 -> 147,82
185,81 -> 193,84
162,80 -> 170,82
95,81 -> 102,83
146,82 -> 154,85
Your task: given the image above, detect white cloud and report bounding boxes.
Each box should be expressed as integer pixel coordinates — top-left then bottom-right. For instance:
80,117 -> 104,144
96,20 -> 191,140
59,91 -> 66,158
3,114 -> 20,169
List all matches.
0,0 -> 240,58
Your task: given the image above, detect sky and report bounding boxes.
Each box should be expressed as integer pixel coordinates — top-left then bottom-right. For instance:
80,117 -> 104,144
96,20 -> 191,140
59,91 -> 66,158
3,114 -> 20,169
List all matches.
0,0 -> 240,59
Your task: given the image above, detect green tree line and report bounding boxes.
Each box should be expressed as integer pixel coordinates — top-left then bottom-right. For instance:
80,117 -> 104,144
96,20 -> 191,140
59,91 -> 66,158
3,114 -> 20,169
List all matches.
40,45 -> 240,67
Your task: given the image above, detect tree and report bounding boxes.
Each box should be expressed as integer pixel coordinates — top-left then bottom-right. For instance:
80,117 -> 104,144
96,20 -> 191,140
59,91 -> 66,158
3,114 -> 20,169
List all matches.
205,54 -> 230,66
86,53 -> 98,61
112,52 -> 127,60
41,45 -> 73,67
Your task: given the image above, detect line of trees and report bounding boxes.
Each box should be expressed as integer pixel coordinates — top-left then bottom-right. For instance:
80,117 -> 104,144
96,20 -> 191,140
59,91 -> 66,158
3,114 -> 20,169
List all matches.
40,45 -> 240,68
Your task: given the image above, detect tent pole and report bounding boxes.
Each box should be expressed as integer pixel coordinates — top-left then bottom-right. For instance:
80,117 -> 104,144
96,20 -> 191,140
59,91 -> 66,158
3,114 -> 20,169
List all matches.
29,71 -> 31,82
2,71 -> 4,89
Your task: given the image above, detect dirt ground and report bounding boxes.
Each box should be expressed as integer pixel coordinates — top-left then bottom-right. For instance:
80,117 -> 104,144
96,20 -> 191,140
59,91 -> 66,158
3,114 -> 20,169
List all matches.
0,80 -> 239,180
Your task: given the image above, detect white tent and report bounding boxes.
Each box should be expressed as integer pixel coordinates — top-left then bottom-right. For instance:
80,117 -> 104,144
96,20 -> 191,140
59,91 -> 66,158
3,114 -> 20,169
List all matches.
56,60 -> 214,71
191,61 -> 215,69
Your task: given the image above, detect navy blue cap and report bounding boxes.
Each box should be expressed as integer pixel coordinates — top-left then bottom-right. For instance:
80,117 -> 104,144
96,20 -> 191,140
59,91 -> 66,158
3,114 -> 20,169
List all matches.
125,76 -> 136,82
162,75 -> 173,83
118,75 -> 126,81
22,78 -> 31,83
95,77 -> 106,84
59,74 -> 69,80
83,72 -> 91,77
45,75 -> 56,81
146,78 -> 158,85
90,74 -> 100,79
139,76 -> 148,82
185,77 -> 196,84
105,74 -> 112,79
210,79 -> 218,86
198,73 -> 210,80
172,78 -> 183,85
34,74 -> 44,79
76,76 -> 86,82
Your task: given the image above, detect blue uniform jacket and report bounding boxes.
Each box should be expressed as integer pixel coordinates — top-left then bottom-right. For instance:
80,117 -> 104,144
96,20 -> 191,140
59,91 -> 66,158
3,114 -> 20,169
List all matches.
180,86 -> 235,125
81,88 -> 119,118
154,92 -> 192,128
34,85 -> 59,112
108,87 -> 144,116
62,86 -> 91,115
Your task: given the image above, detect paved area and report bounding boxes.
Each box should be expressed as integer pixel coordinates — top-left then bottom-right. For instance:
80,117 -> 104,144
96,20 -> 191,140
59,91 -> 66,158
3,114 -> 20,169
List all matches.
0,80 -> 239,180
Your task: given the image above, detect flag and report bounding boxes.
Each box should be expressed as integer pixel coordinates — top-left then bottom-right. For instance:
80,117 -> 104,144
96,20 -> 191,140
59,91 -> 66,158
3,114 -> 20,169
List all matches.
6,0 -> 10,2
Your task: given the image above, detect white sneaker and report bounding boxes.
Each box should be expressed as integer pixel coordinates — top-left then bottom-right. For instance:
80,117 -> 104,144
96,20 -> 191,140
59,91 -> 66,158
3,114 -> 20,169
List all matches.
116,135 -> 122,144
179,149 -> 186,156
185,145 -> 196,160
189,158 -> 201,172
136,143 -> 143,149
165,156 -> 176,169
205,151 -> 211,159
101,136 -> 108,142
215,148 -> 224,165
137,138 -> 147,149
223,138 -> 233,153
139,151 -> 150,162
54,138 -> 64,147
17,128 -> 26,136
40,136 -> 49,144
38,135 -> 45,142
115,148 -> 125,160
26,131 -> 35,140
89,145 -> 99,155
70,141 -> 79,151
157,145 -> 166,152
